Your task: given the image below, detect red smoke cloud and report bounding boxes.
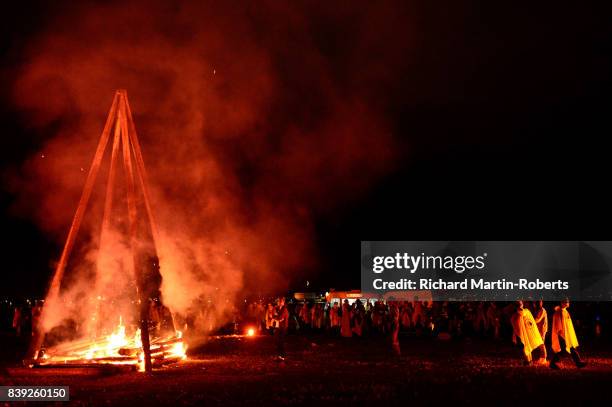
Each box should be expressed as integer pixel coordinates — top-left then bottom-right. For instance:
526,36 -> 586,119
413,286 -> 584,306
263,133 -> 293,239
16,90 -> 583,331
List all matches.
9,0 -> 405,332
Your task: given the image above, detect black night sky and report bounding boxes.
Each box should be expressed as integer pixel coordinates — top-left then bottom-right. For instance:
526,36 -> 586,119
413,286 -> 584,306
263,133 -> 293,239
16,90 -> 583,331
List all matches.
1,1 -> 612,297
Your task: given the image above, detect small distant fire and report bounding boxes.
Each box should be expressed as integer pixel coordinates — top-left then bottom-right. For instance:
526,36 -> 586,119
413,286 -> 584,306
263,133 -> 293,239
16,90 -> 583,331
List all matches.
246,327 -> 256,337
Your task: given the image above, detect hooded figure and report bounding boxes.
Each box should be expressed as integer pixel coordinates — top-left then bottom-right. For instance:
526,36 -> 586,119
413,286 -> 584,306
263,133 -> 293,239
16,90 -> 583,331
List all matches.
511,300 -> 546,364
550,299 -> 586,369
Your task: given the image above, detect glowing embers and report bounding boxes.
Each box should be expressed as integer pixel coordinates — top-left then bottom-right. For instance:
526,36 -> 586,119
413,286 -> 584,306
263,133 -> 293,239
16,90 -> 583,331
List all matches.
33,317 -> 186,370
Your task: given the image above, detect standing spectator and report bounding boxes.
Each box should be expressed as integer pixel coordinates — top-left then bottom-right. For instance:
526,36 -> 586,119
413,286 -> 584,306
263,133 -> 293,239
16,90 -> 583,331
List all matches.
12,305 -> 22,337
330,302 -> 340,333
550,299 -> 586,369
313,304 -> 324,330
341,300 -> 352,337
310,304 -> 318,330
352,300 -> 364,337
486,302 -> 500,339
390,304 -> 401,356
299,302 -> 311,329
412,300 -> 425,328
274,297 -> 289,360
265,303 -> 275,334
373,300 -> 386,334
401,303 -> 412,331
534,300 -> 548,343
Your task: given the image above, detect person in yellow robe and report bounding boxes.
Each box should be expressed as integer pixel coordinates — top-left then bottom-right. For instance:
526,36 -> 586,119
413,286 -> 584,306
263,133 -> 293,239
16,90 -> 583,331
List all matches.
511,300 -> 546,365
550,299 -> 586,369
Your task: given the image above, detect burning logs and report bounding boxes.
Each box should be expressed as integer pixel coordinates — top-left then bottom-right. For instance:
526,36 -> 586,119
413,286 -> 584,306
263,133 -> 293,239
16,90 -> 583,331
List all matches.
32,328 -> 186,371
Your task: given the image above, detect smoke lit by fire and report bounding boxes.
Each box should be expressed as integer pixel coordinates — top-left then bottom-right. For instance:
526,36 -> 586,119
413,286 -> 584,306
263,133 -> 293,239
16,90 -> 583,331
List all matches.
8,0 -> 405,339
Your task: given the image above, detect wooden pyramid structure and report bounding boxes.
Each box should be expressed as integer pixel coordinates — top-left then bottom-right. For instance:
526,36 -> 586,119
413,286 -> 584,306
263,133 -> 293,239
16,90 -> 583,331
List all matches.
29,90 -> 162,372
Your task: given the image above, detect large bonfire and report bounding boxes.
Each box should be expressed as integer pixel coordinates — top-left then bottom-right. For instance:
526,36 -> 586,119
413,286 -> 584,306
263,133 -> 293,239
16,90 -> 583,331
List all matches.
28,90 -> 186,371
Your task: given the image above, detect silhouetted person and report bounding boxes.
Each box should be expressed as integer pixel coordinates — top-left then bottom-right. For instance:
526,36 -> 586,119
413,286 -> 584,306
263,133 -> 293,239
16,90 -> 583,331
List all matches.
340,300 -> 352,337
534,300 -> 548,342
274,297 -> 289,360
550,299 -> 586,369
390,304 -> 401,356
330,302 -> 340,333
486,302 -> 500,339
265,303 -> 274,334
12,305 -> 22,337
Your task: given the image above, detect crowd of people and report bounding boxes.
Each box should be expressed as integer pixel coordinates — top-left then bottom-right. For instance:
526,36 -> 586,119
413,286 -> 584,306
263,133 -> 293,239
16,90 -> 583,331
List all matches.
242,298 -> 603,340
0,299 -> 42,339
2,295 -> 609,368
240,297 -> 608,367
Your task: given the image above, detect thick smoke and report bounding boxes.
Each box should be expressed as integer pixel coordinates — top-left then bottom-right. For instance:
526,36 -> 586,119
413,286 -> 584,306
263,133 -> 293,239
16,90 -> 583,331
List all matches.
9,0 -> 403,337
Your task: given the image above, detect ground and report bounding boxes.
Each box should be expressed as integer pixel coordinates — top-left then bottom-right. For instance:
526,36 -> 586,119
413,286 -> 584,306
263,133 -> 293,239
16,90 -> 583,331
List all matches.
2,333 -> 612,406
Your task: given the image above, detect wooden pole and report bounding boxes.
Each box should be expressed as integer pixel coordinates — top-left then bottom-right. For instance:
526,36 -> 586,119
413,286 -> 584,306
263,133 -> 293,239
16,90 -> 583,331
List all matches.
124,97 -> 160,250
99,114 -> 122,245
118,91 -> 152,373
91,115 -> 122,337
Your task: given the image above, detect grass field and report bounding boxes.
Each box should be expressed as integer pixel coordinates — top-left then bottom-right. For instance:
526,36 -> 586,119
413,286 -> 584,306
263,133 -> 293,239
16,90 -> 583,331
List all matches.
2,333 -> 612,405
